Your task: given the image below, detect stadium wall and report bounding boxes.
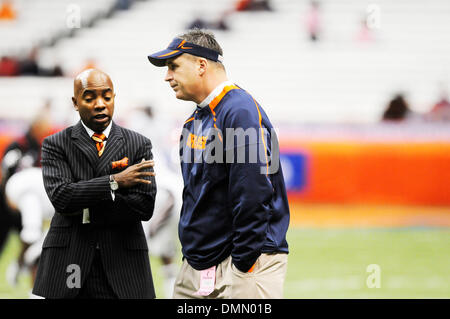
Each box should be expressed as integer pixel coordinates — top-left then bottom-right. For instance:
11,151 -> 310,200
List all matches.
281,139 -> 450,206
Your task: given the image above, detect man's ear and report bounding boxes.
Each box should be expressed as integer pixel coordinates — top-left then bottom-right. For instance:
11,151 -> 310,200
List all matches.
198,58 -> 207,76
72,97 -> 78,111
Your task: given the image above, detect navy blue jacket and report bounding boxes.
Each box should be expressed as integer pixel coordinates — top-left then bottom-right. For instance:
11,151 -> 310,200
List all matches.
179,84 -> 290,272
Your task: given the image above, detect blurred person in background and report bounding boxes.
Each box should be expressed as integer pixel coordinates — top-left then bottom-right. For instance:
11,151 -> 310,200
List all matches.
0,56 -> 19,76
356,15 -> 375,43
125,105 -> 166,150
305,1 -> 321,42
18,47 -> 64,77
125,105 -> 182,298
80,58 -> 98,73
116,0 -> 134,11
186,12 -> 230,32
382,94 -> 422,122
0,109 -> 52,256
141,161 -> 181,298
426,90 -> 450,122
17,47 -> 39,76
0,49 -> 64,77
5,167 -> 53,299
0,0 -> 16,20
235,0 -> 273,12
187,0 -> 273,33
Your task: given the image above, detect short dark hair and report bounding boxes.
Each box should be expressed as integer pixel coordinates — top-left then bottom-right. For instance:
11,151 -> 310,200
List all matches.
177,28 -> 223,57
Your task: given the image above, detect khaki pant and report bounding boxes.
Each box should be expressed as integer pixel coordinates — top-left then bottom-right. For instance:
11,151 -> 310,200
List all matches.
172,253 -> 288,299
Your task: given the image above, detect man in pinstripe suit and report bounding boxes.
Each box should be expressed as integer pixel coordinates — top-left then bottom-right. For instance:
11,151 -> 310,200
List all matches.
32,69 -> 157,299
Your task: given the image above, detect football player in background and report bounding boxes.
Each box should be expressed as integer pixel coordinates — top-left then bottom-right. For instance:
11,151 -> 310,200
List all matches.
5,167 -> 53,298
125,105 -> 183,298
0,110 -> 51,255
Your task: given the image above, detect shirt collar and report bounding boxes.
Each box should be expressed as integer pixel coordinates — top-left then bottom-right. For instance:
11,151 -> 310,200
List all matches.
198,80 -> 234,108
81,120 -> 112,139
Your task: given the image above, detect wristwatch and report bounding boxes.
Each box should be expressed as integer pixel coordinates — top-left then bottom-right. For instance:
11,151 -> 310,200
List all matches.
109,175 -> 119,191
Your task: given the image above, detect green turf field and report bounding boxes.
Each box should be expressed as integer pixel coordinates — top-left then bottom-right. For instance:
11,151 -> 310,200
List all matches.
1,227 -> 449,299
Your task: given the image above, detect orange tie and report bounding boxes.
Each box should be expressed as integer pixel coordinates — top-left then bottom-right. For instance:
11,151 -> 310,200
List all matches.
92,133 -> 106,157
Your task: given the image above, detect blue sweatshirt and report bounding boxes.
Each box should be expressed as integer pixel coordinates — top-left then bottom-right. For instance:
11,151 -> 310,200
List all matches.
179,83 -> 290,272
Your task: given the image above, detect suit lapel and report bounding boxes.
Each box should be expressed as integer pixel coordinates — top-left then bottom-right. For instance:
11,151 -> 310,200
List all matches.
71,121 -> 98,169
95,121 -> 124,175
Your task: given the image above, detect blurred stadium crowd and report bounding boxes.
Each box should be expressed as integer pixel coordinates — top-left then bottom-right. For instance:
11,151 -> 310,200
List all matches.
0,0 -> 450,123
0,0 -> 449,298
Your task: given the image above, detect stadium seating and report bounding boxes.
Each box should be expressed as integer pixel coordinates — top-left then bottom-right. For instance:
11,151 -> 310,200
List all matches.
0,0 -> 116,56
0,0 -> 450,124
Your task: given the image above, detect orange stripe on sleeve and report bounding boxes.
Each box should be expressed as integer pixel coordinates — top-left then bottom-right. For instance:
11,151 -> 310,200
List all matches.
252,97 -> 269,176
184,117 -> 195,124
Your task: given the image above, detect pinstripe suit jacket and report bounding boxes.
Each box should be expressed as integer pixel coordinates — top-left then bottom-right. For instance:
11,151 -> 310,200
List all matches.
32,121 -> 156,299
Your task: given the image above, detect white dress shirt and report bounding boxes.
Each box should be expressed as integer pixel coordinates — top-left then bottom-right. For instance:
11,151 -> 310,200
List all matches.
198,80 -> 234,108
81,120 -> 115,201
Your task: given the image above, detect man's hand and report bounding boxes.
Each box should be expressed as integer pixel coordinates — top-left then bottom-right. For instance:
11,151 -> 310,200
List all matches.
113,159 -> 155,189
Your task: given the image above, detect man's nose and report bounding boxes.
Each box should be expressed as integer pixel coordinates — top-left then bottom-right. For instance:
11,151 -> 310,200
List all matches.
95,97 -> 106,108
165,70 -> 172,82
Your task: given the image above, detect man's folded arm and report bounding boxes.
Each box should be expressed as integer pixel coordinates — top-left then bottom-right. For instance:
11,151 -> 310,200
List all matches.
42,136 -> 156,221
41,137 -> 112,215
112,141 -> 156,222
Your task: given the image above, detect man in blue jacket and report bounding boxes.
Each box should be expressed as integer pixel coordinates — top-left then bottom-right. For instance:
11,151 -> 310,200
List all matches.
147,29 -> 290,298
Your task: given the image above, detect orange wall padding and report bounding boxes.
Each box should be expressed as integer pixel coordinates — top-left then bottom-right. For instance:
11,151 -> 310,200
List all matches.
282,140 -> 450,206
1,132 -> 448,206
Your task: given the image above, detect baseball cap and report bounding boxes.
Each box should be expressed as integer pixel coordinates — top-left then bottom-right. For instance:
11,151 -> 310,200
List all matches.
147,38 -> 223,67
